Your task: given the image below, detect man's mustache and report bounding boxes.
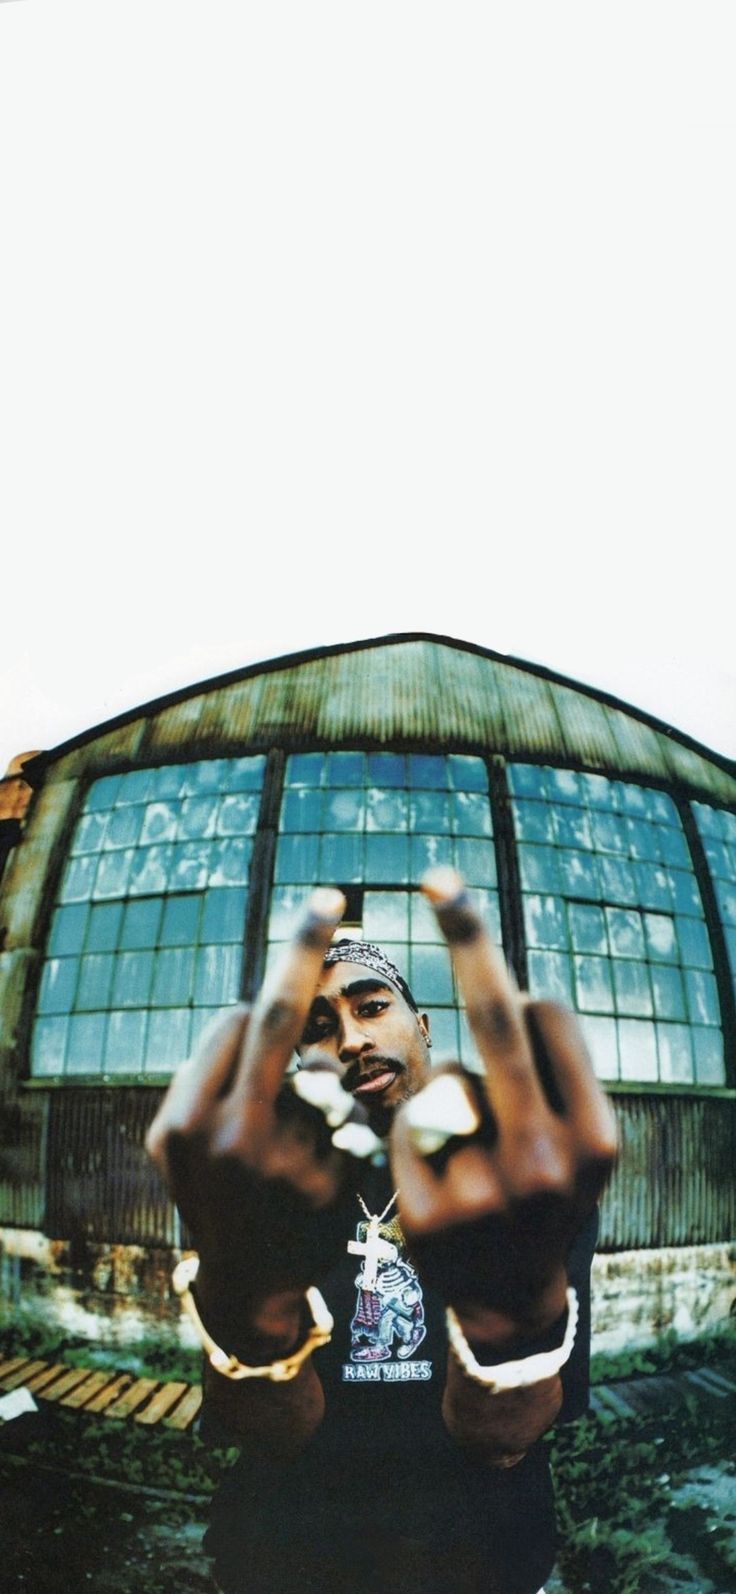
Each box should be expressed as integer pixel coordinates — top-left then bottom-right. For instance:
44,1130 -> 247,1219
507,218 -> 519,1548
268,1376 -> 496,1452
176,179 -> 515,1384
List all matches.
344,1056 -> 406,1093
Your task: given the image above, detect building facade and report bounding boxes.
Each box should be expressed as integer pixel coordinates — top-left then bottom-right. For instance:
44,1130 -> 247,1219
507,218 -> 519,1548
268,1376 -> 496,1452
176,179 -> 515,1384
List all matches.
1,634 -> 734,1352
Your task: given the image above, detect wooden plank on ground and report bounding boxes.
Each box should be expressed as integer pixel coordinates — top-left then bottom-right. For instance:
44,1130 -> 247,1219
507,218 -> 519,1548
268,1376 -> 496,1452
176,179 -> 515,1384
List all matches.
0,1360 -> 49,1391
60,1370 -> 115,1409
83,1373 -> 133,1414
135,1381 -> 189,1426
39,1367 -> 96,1404
163,1383 -> 202,1430
24,1363 -> 67,1394
0,1358 -> 32,1387
103,1377 -> 160,1420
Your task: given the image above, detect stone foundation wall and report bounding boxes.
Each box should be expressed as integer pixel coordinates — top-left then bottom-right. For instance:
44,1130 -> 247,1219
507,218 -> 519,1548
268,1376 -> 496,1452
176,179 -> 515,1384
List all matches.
2,1226 -> 735,1357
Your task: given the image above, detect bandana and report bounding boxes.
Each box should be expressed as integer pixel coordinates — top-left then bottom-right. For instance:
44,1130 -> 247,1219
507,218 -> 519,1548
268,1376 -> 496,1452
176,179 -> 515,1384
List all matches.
322,939 -> 418,1012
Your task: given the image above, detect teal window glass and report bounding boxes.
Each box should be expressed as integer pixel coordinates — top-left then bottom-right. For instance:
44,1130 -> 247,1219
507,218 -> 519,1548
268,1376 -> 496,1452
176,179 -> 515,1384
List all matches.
512,766 -> 724,1085
32,756 -> 265,1078
271,751 -> 499,1069
693,803 -> 736,1035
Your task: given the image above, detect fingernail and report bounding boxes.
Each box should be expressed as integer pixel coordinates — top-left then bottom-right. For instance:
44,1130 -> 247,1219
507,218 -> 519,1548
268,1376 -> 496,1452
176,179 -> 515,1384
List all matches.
421,867 -> 466,904
331,1122 -> 384,1160
291,1068 -> 353,1127
403,1073 -> 481,1155
308,888 -> 346,921
421,869 -> 479,944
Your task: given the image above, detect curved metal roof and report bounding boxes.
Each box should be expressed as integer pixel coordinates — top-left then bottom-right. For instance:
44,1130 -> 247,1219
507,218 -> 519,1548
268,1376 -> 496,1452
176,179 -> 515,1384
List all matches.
30,633 -> 736,807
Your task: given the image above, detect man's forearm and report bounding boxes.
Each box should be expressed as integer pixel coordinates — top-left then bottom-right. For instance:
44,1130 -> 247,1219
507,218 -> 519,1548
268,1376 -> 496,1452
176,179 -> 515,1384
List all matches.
197,1282 -> 326,1459
442,1353 -> 562,1465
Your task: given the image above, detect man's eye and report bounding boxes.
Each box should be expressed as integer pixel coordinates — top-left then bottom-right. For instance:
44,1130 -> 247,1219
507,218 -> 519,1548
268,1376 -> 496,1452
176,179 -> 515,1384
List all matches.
358,1000 -> 389,1018
301,1018 -> 334,1045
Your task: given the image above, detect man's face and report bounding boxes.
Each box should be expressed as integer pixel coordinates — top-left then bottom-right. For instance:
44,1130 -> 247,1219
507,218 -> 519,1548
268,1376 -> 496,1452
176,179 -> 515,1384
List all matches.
297,960 -> 432,1133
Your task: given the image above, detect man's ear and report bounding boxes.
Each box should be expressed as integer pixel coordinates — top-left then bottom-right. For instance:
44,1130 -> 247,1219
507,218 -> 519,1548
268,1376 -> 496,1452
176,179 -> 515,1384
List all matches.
418,1011 -> 431,1048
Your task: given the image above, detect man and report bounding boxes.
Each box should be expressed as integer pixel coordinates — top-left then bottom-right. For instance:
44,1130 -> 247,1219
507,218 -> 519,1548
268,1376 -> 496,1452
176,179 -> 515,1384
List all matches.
147,866 -> 617,1594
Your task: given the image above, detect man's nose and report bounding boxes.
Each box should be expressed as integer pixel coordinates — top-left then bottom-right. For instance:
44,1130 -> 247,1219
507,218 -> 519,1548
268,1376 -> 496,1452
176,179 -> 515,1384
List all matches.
338,1017 -> 374,1067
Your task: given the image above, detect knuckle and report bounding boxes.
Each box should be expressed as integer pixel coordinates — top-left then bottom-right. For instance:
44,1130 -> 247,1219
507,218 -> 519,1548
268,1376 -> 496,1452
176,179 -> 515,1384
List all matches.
467,997 -> 518,1050
260,996 -> 300,1044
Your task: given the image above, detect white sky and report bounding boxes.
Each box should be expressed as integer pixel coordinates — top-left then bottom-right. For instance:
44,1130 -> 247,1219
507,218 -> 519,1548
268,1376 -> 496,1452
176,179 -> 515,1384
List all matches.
1,1 -> 734,775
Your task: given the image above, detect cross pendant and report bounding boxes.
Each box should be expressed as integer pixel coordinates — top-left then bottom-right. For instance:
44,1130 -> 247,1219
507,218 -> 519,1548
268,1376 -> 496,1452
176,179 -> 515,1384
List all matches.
348,1216 -> 398,1291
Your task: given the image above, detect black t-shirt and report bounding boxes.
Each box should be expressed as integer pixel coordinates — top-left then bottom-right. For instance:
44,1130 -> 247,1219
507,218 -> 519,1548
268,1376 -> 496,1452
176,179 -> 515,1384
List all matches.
206,1163 -> 596,1594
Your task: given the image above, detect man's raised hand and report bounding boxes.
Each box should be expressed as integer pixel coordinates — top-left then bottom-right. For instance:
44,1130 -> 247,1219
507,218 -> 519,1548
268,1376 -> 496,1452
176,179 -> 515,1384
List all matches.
390,868 -> 619,1348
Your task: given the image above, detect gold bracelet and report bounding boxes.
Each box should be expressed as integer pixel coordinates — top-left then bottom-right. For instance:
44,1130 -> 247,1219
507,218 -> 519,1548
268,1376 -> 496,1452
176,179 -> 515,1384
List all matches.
172,1256 -> 333,1382
446,1288 -> 578,1392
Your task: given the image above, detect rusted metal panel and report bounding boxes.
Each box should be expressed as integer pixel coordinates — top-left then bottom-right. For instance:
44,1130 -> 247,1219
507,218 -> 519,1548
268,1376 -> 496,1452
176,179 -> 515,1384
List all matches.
15,638 -> 736,806
45,1087 -> 178,1246
0,1088 -> 47,1228
599,1093 -> 736,1250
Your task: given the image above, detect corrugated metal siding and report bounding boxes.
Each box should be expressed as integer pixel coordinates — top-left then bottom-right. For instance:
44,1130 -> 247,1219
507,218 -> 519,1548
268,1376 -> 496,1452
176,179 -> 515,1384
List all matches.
599,1094 -> 736,1250
0,1093 -> 47,1228
33,1086 -> 736,1252
45,1089 -> 178,1247
37,639 -> 735,805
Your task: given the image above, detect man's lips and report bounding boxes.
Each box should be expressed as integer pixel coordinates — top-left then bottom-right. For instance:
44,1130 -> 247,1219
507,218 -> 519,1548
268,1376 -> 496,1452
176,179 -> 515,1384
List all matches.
350,1067 -> 400,1098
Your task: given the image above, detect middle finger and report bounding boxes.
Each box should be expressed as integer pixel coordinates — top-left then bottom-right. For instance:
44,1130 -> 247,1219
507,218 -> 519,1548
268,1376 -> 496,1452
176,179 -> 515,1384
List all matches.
422,866 -> 548,1125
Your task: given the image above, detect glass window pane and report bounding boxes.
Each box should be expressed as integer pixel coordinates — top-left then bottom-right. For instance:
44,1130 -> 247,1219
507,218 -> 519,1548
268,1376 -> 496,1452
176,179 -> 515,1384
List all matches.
555,807 -> 593,850
71,812 -> 109,855
574,956 -> 615,1014
128,845 -> 174,897
650,964 -> 687,1021
527,950 -> 574,1006
658,827 -> 690,868
140,802 -> 179,845
113,950 -> 155,1008
223,755 -> 266,791
363,892 -> 410,942
508,764 -> 547,798
367,753 -> 407,787
85,775 -> 121,810
288,753 -> 325,786
160,894 -> 202,946
152,764 -> 187,799
410,943 -> 454,1006
93,850 -> 134,899
324,789 -> 365,831
410,792 -> 451,834
365,834 -> 410,884
684,969 -> 720,1026
605,909 -> 645,959
613,961 -> 653,1017
76,954 -> 115,1011
177,796 -> 219,840
170,842 -> 212,893
675,916 -> 713,970
85,902 -> 123,952
598,855 -> 637,905
182,760 -> 227,796
210,838 -> 253,887
59,855 -> 97,903
120,898 -> 163,949
579,1015 -> 619,1081
144,1009 -> 192,1071
452,792 -> 492,837
200,887 -> 247,943
410,834 -> 454,877
475,889 -> 502,944
524,895 -> 569,950
327,752 -> 365,786
448,755 -> 488,792
455,838 -> 497,888
193,943 -> 242,1006
409,755 -> 448,789
670,869 -> 703,916
568,904 -> 607,955
38,957 -> 80,1014
625,820 -> 661,862
268,885 -> 312,938
366,790 -> 409,832
547,769 -> 583,804
319,832 -> 364,882
151,947 -> 195,1007
104,1010 -> 147,1071
518,844 -> 561,894
116,769 -> 156,805
67,1012 -> 107,1073
643,912 -> 677,963
32,1016 -> 69,1075
105,806 -> 146,849
410,892 -> 445,943
424,1007 -> 459,1061
618,1018 -> 658,1082
580,773 -> 616,810
656,1023 -> 693,1083
48,904 -> 90,956
281,789 -> 323,832
691,1027 -> 725,1085
558,849 -> 598,899
514,800 -> 554,844
218,794 -> 260,836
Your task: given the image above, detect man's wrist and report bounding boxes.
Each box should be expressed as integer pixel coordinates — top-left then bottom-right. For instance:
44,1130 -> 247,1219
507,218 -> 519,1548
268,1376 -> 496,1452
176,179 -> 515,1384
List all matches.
452,1276 -> 569,1362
